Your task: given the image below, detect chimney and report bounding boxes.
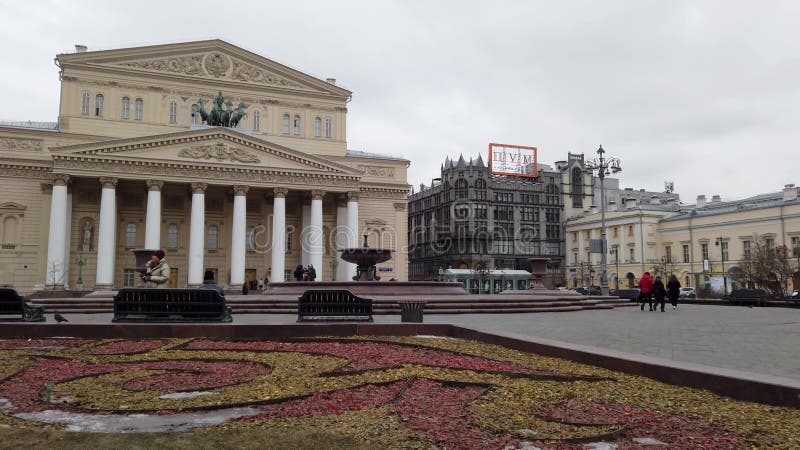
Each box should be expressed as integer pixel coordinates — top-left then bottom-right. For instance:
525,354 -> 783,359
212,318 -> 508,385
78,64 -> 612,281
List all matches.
625,197 -> 637,209
589,205 -> 598,215
711,195 -> 722,203
784,184 -> 798,202
325,78 -> 337,85
649,195 -> 661,205
696,195 -> 706,206
74,44 -> 87,53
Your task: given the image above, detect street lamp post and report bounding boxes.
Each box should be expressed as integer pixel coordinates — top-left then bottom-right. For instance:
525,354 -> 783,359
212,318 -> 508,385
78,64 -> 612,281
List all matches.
584,145 -> 622,296
610,246 -> 620,289
715,237 -> 727,295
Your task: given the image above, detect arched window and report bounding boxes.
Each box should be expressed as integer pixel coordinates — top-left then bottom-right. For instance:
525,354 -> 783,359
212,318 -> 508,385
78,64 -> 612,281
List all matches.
207,225 -> 218,250
314,117 -> 321,137
169,101 -> 177,123
282,114 -> 290,134
95,94 -> 104,116
125,223 -> 137,248
293,115 -> 301,135
325,118 -> 332,138
571,167 -> 583,208
246,226 -> 256,252
134,98 -> 143,121
191,104 -> 199,124
474,179 -> 486,189
167,224 -> 178,249
81,92 -> 90,115
121,97 -> 130,119
253,110 -> 260,131
455,178 -> 468,199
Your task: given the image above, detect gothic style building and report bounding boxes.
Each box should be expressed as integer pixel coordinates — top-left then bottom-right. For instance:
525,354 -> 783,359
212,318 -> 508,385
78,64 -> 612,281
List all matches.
0,40 -> 410,292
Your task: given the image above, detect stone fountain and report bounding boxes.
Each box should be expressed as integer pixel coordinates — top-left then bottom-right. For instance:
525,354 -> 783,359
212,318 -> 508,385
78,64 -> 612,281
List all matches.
340,234 -> 393,281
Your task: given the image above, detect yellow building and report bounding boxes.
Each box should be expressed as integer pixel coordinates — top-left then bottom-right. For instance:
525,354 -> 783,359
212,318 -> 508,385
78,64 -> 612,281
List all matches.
565,187 -> 800,292
0,40 -> 410,292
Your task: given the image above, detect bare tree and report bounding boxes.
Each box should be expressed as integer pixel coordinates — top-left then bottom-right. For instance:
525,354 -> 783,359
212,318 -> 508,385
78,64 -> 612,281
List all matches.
47,261 -> 63,291
736,234 -> 791,297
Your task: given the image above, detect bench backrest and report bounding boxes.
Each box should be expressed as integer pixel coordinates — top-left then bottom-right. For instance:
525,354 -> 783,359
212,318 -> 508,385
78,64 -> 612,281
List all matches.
298,289 -> 372,315
0,288 -> 24,314
114,288 -> 227,316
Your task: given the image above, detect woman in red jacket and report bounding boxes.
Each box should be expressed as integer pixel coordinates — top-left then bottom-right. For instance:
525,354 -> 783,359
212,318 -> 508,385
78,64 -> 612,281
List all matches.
638,272 -> 654,311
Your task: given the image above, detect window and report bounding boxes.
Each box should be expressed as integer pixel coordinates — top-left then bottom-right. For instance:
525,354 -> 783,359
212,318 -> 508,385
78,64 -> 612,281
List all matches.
520,207 -> 538,222
454,204 -> 468,220
191,104 -> 199,124
493,240 -> 513,254
685,275 -> 691,287
293,115 -> 301,135
314,117 -> 321,137
208,225 -> 218,250
169,101 -> 177,123
721,241 -> 729,261
571,167 -> 583,208
286,229 -> 292,251
253,110 -> 260,131
122,97 -> 130,119
765,238 -> 774,249
629,247 -> 635,261
325,118 -> 332,138
518,240 -> 540,255
494,192 -> 513,203
627,225 -> 633,236
701,243 -> 709,260
134,98 -> 143,120
125,223 -> 137,248
474,204 -> 487,219
683,244 -> 690,263
665,246 -> 672,263
545,224 -> 560,239
545,208 -> 559,223
520,225 -> 539,240
95,94 -> 104,116
123,269 -> 137,287
494,205 -> 513,221
282,114 -> 290,134
455,179 -> 468,199
613,227 -> 618,237
167,224 -> 178,249
247,226 -> 256,252
792,236 -> 800,251
81,91 -> 90,115
743,240 -> 751,259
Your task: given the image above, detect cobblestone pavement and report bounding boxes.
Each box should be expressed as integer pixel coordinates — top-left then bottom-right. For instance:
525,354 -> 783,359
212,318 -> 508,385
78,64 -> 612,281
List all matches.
39,303 -> 800,380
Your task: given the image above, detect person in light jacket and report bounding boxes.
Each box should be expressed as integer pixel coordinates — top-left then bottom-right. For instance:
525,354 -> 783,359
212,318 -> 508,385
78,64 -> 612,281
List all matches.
143,249 -> 170,288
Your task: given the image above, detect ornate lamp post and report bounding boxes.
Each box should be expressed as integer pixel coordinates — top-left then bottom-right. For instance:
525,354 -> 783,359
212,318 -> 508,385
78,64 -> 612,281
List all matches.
74,253 -> 86,291
584,145 -> 622,296
715,237 -> 727,295
609,246 -> 620,289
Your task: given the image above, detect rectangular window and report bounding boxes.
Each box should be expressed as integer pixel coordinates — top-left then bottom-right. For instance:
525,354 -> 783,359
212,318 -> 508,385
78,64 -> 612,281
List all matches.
314,117 -> 321,137
743,240 -> 751,259
492,240 -> 513,254
627,225 -> 633,236
520,207 -> 538,222
545,224 -> 560,239
683,244 -> 690,263
123,269 -> 137,287
122,97 -> 130,119
134,99 -> 143,121
325,118 -> 332,138
545,208 -> 559,223
493,205 -> 513,221
454,204 -> 468,220
81,92 -> 90,115
208,226 -> 219,251
765,238 -> 774,249
125,224 -> 137,248
701,243 -> 709,261
169,101 -> 177,123
474,204 -> 487,219
665,246 -> 672,263
518,240 -> 540,255
95,94 -> 104,117
253,111 -> 260,131
629,247 -> 635,261
613,227 -> 618,237
293,115 -> 301,135
282,114 -> 290,134
721,242 -> 729,261
167,224 -> 178,249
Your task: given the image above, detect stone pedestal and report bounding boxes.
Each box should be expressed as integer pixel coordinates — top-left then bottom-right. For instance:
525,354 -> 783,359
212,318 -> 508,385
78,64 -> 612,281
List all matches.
529,257 -> 550,290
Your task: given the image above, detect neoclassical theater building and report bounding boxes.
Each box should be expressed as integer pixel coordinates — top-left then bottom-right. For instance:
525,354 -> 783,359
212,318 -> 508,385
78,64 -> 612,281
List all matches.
0,40 -> 410,292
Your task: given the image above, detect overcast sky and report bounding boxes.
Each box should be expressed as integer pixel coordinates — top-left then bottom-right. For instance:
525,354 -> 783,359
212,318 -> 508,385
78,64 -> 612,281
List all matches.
2,0 -> 799,203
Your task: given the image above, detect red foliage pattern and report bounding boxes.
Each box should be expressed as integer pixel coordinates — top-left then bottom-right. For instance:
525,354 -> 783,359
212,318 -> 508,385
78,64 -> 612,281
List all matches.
88,340 -> 168,355
0,339 -> 90,350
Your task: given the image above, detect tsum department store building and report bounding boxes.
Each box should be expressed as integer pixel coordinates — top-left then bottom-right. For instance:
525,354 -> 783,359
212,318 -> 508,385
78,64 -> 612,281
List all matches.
0,40 -> 410,292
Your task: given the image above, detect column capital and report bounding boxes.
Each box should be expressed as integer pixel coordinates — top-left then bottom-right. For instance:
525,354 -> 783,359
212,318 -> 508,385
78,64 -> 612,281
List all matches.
191,182 -> 208,194
233,185 -> 250,196
146,179 -> 164,191
347,191 -> 359,202
51,173 -> 70,186
311,190 -> 326,200
393,202 -> 407,211
99,177 -> 118,189
274,188 -> 289,198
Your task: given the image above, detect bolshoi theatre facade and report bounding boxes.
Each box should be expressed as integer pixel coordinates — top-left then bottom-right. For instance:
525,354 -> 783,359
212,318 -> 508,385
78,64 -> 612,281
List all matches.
0,40 -> 410,292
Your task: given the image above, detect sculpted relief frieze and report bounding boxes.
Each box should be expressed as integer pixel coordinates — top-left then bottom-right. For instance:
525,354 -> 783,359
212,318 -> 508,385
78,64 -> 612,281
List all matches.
178,143 -> 261,164
0,138 -> 43,152
118,52 -> 307,90
358,165 -> 395,177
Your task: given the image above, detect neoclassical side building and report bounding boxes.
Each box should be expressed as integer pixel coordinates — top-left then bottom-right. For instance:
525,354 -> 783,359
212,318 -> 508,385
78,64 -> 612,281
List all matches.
0,40 -> 410,292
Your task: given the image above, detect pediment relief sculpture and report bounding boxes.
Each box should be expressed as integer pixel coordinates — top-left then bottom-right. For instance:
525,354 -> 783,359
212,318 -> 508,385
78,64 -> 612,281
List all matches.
119,52 -> 305,89
178,143 -> 260,164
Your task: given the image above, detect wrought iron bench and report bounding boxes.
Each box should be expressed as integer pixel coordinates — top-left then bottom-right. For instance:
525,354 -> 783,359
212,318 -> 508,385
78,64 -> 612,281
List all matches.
297,289 -> 373,322
0,288 -> 45,322
113,288 -> 232,322
722,288 -> 770,307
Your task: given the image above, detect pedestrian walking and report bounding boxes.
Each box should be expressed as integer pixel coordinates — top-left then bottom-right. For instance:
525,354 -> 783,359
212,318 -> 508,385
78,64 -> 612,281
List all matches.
638,272 -> 654,311
667,274 -> 681,310
653,276 -> 666,312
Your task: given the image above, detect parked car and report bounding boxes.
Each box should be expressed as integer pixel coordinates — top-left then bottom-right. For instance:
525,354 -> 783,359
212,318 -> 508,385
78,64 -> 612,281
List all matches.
572,285 -> 602,295
679,287 -> 696,299
610,287 -> 641,302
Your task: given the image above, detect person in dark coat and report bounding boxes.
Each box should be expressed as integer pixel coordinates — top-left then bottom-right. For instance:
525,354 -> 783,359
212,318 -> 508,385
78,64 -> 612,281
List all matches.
638,272 -> 654,311
200,270 -> 224,295
308,264 -> 317,281
293,265 -> 304,281
667,274 -> 681,310
653,276 -> 666,312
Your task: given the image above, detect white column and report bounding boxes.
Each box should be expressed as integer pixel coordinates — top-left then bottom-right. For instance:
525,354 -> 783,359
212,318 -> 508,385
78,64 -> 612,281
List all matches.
270,188 -> 288,283
63,190 -> 73,289
300,204 -> 311,266
187,183 -> 207,287
144,180 -> 164,249
345,191 -> 359,281
309,190 -> 325,281
95,177 -> 118,289
336,202 -> 348,281
229,185 -> 249,288
45,174 -> 70,289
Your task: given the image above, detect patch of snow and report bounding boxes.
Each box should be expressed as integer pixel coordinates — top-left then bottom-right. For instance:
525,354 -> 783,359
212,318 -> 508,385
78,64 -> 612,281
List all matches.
0,398 -> 15,413
504,442 -> 543,450
632,437 -> 667,445
15,406 -> 263,433
159,391 -> 217,400
584,443 -> 618,450
414,335 -> 455,339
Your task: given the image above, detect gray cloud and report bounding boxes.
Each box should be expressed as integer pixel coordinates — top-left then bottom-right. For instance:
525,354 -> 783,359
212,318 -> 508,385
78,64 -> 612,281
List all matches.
2,0 -> 798,202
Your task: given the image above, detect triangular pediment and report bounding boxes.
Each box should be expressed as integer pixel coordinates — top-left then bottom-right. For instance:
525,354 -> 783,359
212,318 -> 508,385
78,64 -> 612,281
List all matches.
57,40 -> 350,97
49,128 -> 362,176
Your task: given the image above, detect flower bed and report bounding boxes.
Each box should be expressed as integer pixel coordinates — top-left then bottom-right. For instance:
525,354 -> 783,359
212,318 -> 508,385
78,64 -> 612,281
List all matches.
0,337 -> 796,449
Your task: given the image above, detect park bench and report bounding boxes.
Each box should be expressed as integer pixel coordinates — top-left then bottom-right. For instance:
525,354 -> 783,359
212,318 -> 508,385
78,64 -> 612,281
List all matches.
0,288 -> 45,322
297,289 -> 373,322
722,288 -> 770,307
113,288 -> 232,322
